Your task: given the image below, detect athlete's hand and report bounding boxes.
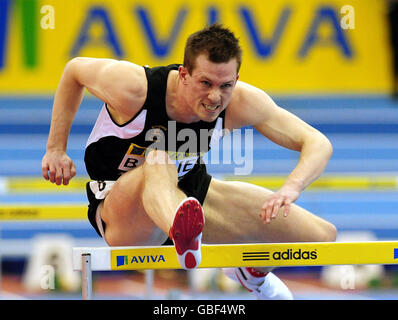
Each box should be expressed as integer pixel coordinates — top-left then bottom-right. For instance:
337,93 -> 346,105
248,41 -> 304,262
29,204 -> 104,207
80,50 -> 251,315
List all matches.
41,150 -> 77,185
260,186 -> 300,224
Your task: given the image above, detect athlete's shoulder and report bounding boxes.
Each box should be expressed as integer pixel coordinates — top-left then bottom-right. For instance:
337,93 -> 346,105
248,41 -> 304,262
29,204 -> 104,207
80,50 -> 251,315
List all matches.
95,59 -> 148,122
100,59 -> 148,101
68,57 -> 148,113
232,80 -> 273,103
225,81 -> 276,129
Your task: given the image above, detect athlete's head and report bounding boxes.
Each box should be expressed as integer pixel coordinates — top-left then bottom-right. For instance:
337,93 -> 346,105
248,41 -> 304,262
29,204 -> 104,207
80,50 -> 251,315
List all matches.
179,24 -> 242,122
183,23 -> 242,74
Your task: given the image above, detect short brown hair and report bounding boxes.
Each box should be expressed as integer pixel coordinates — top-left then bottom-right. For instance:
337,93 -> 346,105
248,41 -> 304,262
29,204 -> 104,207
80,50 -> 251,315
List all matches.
183,24 -> 242,74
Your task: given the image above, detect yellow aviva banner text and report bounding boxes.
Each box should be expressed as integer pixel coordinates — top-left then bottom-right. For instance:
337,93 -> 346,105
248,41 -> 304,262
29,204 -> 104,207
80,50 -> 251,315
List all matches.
0,0 -> 392,94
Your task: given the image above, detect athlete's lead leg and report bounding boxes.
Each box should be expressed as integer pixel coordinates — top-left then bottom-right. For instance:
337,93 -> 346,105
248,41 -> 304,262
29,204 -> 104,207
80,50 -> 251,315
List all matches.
100,149 -> 205,269
100,150 -> 186,246
141,149 -> 188,233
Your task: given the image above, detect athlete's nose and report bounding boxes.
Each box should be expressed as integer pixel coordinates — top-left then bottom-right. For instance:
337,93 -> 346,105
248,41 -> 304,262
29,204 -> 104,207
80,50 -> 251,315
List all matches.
207,88 -> 221,105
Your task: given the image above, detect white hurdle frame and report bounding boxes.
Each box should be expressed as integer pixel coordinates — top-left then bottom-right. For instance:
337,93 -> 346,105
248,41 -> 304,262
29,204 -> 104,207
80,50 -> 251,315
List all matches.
81,254 -> 92,300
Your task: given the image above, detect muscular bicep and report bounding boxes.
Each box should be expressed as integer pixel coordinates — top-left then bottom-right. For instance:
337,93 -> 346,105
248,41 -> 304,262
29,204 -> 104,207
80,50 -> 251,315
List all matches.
66,57 -> 146,114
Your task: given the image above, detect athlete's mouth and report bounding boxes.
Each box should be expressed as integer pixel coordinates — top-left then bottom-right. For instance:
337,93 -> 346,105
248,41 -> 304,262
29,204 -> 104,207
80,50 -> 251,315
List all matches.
202,103 -> 220,111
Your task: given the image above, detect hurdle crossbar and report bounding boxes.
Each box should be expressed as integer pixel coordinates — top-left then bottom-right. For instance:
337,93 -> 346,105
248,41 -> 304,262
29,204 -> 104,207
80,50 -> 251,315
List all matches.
72,241 -> 398,299
73,241 -> 398,271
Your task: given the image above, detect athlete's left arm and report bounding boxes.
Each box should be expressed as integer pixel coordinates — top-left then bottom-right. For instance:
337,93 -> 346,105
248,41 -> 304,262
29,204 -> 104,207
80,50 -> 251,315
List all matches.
226,82 -> 333,224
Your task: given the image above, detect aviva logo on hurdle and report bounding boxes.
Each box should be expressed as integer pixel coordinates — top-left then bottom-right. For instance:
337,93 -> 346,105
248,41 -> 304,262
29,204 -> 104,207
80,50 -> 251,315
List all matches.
115,254 -> 166,267
111,246 -> 177,270
116,255 -> 128,267
111,252 -> 169,270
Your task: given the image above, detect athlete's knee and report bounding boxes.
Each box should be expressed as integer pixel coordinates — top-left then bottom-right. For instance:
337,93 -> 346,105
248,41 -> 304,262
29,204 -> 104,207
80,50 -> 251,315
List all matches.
104,229 -> 128,246
104,224 -> 167,247
320,221 -> 337,242
144,149 -> 173,166
328,222 -> 338,241
143,149 -> 177,177
104,226 -> 144,246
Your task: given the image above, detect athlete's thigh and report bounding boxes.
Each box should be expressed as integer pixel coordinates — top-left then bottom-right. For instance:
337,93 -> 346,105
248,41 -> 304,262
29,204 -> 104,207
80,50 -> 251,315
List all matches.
202,178 -> 335,244
100,166 -> 167,246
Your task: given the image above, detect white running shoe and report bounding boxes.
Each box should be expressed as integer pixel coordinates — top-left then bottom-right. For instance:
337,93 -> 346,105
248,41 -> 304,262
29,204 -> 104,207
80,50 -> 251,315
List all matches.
222,267 -> 293,300
169,197 -> 205,270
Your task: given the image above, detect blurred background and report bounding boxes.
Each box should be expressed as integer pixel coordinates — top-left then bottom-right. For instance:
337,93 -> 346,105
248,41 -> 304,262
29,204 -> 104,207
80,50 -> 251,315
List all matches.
0,0 -> 398,300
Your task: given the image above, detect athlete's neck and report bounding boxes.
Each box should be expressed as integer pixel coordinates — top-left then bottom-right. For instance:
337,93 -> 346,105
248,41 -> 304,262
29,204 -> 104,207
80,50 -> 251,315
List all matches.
166,71 -> 200,123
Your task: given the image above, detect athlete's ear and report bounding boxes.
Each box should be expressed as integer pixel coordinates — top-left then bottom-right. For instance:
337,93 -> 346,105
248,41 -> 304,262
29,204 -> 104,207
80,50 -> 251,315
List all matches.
179,65 -> 189,84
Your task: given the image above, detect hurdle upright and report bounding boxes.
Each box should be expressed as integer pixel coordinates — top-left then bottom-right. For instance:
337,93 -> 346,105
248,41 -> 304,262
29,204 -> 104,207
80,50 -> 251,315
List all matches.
73,241 -> 398,300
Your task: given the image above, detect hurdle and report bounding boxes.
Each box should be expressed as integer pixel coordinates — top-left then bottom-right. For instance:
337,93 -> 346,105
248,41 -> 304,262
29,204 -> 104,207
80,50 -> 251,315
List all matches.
72,240 -> 398,299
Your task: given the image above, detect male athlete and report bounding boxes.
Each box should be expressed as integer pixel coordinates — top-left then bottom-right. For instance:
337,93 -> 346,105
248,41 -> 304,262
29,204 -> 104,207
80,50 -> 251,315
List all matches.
42,24 -> 336,299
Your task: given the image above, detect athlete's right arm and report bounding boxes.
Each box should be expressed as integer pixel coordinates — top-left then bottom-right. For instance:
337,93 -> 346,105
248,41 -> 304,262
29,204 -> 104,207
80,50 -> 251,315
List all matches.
42,57 -> 147,185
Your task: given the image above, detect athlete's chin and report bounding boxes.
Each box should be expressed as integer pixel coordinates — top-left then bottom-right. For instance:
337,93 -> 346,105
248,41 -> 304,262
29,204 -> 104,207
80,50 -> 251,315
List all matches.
199,113 -> 220,122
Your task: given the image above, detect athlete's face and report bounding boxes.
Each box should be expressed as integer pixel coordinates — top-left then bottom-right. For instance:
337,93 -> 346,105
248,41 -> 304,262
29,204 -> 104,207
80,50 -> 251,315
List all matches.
179,54 -> 239,122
